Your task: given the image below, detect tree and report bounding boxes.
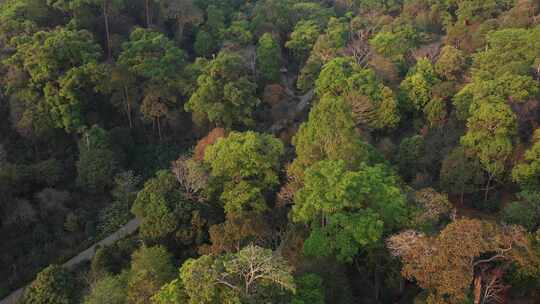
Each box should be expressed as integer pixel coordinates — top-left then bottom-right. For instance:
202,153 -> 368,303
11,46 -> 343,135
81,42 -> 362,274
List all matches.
85,273 -> 128,304
388,219 -> 532,304
315,57 -> 400,130
118,28 -> 187,88
513,129 -> 540,189
435,45 -> 467,81
292,160 -> 407,261
198,212 -> 271,255
439,147 -> 485,204
185,51 -> 258,129
76,125 -> 117,193
127,245 -> 176,304
256,33 -> 281,86
4,27 -> 103,132
285,20 -> 321,63
369,24 -> 419,61
157,0 -> 203,43
400,58 -> 440,112
289,94 -> 371,180
204,131 -> 284,215
397,135 -> 425,181
22,265 -> 75,304
179,245 -> 295,303
461,99 -> 517,201
411,188 -> 452,229
292,274 -> 325,304
131,170 -> 192,241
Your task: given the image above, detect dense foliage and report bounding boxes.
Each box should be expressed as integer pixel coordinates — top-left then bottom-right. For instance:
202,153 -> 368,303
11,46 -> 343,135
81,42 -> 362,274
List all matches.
1,0 -> 540,303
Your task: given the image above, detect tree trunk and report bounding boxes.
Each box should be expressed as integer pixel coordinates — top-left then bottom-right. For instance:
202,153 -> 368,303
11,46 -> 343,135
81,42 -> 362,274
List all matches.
123,85 -> 133,128
175,19 -> 184,44
473,275 -> 482,304
157,116 -> 162,141
145,0 -> 151,27
484,173 -> 493,202
103,0 -> 112,60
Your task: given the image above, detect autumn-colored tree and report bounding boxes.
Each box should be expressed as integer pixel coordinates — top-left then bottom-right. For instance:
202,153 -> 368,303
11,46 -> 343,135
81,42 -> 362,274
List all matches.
388,219 -> 531,304
21,265 -> 75,304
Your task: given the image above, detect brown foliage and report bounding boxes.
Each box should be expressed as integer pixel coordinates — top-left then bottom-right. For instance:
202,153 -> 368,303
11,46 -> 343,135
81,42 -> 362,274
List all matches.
171,156 -> 209,202
198,213 -> 271,255
193,127 -> 226,161
263,84 -> 286,108
388,219 -> 532,304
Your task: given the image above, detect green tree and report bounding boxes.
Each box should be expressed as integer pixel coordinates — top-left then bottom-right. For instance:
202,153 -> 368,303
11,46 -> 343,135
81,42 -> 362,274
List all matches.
256,33 -> 281,85
289,94 -> 371,180
127,245 -> 176,304
369,24 -> 419,61
22,265 -> 74,304
118,27 -> 187,88
85,273 -> 128,304
76,125 -> 117,193
285,20 -> 321,63
435,45 -> 467,81
131,170 -> 192,241
439,147 -> 485,204
179,245 -> 295,303
185,51 -> 258,129
513,129 -> 540,189
204,131 -> 284,215
292,160 -> 407,261
400,58 -> 439,112
315,57 -> 400,130
292,274 -> 325,304
461,99 -> 517,201
4,27 -> 103,132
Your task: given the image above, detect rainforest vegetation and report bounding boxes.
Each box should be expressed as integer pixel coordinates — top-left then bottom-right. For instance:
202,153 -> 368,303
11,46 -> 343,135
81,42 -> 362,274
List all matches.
0,0 -> 540,303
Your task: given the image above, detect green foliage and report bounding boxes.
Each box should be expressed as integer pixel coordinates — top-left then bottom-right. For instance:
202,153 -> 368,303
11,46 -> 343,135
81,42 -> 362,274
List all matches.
179,245 -> 295,303
435,45 -> 467,81
118,27 -> 187,88
315,57 -> 400,129
285,20 -> 321,63
370,24 -> 419,61
289,94 -> 371,180
204,131 -> 283,215
292,160 -> 406,261
76,125 -> 117,193
439,147 -> 485,200
185,51 -> 257,128
84,273 -> 128,304
222,20 -> 252,47
131,170 -> 191,241
256,33 -> 281,85
397,135 -> 425,181
513,129 -> 540,189
400,58 -> 440,112
127,245 -> 176,304
292,274 -> 325,304
22,265 -> 75,304
461,99 -> 517,180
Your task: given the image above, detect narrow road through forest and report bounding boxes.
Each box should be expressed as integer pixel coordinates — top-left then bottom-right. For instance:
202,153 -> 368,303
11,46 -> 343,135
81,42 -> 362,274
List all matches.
0,218 -> 140,304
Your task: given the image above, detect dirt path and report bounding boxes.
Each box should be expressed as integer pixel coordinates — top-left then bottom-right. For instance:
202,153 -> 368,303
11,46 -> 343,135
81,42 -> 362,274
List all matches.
0,218 -> 140,304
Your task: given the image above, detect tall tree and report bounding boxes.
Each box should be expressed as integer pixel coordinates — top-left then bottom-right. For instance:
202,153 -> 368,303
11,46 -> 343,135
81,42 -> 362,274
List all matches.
292,159 -> 407,261
204,131 -> 284,215
256,33 -> 281,86
461,99 -> 517,201
185,51 -> 257,129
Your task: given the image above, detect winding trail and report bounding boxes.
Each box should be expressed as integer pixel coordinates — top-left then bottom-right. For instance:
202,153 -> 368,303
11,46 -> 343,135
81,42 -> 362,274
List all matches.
0,218 -> 140,304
